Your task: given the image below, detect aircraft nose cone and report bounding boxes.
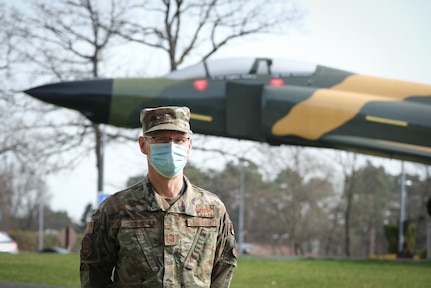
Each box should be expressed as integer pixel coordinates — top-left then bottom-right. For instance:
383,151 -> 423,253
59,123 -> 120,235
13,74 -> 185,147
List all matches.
24,79 -> 113,124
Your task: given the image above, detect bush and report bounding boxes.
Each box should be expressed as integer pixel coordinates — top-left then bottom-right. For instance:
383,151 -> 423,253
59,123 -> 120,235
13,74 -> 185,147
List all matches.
383,223 -> 416,257
383,224 -> 398,254
9,230 -> 83,252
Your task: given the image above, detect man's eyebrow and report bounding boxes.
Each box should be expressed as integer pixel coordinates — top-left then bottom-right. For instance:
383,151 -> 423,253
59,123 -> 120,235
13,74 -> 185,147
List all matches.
146,132 -> 187,136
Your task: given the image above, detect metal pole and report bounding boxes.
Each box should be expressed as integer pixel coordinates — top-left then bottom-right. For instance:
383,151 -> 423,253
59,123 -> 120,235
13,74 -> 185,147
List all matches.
428,222 -> 431,260
38,199 -> 44,251
238,160 -> 248,255
100,124 -> 105,192
398,161 -> 406,253
238,162 -> 245,256
97,124 -> 106,204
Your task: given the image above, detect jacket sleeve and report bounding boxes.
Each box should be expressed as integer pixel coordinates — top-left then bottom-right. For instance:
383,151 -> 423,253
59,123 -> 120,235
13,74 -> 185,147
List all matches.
210,212 -> 237,288
80,205 -> 118,288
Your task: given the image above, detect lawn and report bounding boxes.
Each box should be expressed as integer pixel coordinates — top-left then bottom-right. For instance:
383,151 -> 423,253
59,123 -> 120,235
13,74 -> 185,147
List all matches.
232,257 -> 431,288
0,253 -> 430,288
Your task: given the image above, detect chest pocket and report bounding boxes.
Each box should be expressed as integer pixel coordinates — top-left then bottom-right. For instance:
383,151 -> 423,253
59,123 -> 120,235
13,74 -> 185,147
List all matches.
184,218 -> 218,270
120,219 -> 162,273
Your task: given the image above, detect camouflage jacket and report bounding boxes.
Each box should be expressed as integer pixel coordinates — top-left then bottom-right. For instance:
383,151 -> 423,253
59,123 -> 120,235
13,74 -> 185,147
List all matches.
80,176 -> 237,288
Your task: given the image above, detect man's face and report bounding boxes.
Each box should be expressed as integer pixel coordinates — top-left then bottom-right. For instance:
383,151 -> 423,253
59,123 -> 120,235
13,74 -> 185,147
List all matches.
139,130 -> 192,157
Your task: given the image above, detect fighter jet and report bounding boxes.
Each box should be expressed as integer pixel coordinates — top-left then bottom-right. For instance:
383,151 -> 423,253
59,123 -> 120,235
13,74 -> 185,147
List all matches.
24,57 -> 431,164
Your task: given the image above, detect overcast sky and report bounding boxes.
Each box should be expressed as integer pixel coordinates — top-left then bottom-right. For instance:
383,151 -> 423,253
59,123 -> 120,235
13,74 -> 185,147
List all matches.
47,0 -> 431,221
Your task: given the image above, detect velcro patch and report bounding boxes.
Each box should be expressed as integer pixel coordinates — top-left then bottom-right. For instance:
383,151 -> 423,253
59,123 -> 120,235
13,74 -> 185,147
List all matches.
187,218 -> 218,227
84,221 -> 94,234
121,219 -> 155,228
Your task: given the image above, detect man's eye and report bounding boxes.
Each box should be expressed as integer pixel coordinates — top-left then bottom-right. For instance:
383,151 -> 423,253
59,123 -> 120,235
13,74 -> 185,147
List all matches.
147,136 -> 189,144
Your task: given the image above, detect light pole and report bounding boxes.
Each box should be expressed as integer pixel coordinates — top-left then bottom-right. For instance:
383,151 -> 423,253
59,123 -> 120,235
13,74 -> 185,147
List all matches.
238,160 -> 248,256
38,198 -> 44,251
427,197 -> 431,260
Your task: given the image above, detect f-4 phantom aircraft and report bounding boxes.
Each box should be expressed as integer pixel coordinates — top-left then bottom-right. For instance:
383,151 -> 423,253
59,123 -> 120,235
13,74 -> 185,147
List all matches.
24,57 -> 431,164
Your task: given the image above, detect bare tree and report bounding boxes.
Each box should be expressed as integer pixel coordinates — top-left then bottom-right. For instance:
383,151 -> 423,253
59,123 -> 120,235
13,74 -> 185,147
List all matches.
0,3 -> 56,228
2,0 -> 305,225
269,147 -> 336,256
335,151 -> 360,257
0,169 -> 15,230
405,164 -> 431,254
350,162 -> 394,256
5,0 -> 142,194
115,0 -> 304,70
0,160 -> 52,230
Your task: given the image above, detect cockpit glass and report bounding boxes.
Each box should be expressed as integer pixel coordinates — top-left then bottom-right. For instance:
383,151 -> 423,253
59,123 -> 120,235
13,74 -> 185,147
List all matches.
165,57 -> 317,79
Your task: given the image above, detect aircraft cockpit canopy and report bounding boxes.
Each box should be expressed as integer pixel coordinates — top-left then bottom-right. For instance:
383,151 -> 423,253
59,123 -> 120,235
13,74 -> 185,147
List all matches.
165,57 -> 317,79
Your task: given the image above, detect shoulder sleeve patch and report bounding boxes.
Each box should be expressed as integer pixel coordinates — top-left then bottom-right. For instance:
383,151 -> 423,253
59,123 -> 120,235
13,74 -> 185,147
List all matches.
80,236 -> 93,259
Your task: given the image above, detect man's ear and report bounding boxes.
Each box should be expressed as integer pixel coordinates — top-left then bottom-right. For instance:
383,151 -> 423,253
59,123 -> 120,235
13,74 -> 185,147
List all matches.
138,136 -> 149,155
187,138 -> 193,157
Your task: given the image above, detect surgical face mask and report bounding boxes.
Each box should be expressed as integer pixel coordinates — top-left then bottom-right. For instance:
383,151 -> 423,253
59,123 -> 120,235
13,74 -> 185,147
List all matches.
149,142 -> 188,178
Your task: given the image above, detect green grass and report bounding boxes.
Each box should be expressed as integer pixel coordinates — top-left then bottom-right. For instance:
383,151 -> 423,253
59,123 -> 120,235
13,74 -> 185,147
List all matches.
232,257 -> 431,288
0,253 -> 430,288
0,252 -> 80,287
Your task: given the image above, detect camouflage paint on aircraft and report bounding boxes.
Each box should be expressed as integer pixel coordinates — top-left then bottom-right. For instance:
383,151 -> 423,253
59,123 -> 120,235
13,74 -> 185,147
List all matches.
272,75 -> 431,140
24,57 -> 431,164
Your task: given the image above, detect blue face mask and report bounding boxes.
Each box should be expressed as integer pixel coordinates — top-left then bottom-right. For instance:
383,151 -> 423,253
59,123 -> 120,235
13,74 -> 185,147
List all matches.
149,142 -> 188,178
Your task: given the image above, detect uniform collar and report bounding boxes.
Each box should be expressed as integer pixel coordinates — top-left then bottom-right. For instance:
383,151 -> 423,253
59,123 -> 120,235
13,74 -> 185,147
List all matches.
140,175 -> 204,216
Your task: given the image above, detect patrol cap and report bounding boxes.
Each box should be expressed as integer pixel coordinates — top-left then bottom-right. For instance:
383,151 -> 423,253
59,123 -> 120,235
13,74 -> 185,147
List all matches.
140,106 -> 193,134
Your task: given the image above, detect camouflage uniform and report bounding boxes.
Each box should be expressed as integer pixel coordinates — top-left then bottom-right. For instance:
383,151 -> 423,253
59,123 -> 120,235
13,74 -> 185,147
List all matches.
80,176 -> 237,287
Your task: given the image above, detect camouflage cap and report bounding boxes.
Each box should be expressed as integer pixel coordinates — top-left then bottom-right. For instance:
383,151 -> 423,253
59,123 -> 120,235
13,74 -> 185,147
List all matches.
140,106 -> 193,134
